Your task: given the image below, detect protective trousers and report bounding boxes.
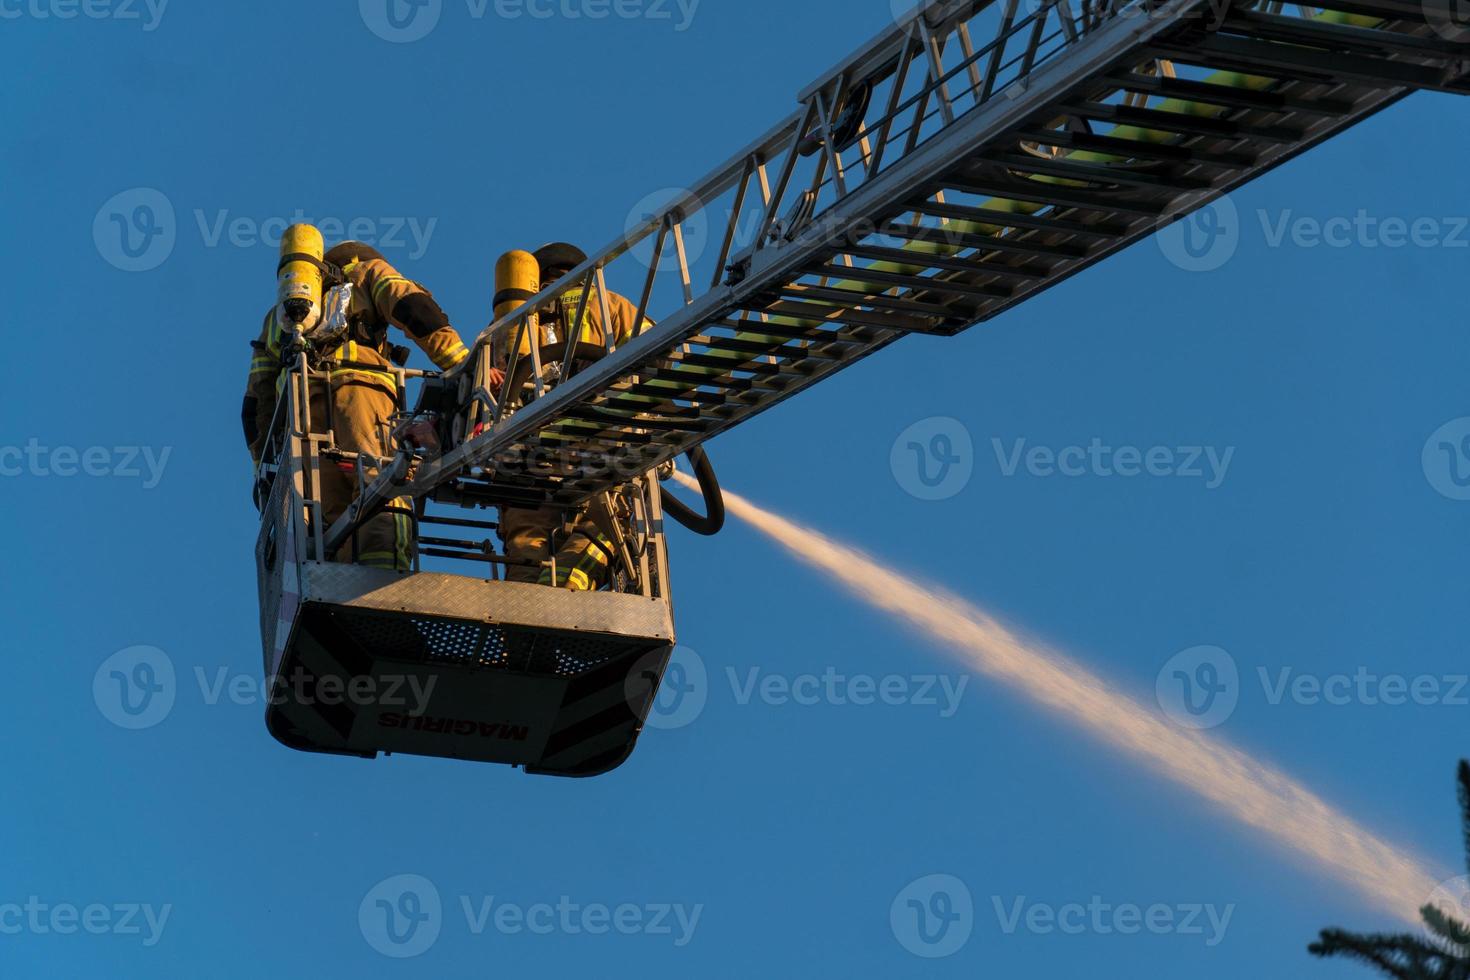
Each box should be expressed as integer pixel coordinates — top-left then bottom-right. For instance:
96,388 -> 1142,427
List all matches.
306,361 -> 414,572
499,500 -> 618,591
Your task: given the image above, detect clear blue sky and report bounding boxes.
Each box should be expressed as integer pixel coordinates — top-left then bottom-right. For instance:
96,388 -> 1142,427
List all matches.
3,0 -> 1469,976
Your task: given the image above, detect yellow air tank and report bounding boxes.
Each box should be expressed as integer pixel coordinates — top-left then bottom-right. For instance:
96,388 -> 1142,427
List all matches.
278,224 -> 326,328
494,250 -> 542,357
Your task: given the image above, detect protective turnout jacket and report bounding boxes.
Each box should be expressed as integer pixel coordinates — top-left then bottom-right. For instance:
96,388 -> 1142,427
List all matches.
242,256 -> 470,463
506,283 -> 653,359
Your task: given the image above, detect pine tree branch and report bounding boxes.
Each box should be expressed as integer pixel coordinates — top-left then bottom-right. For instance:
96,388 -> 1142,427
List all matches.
1458,761 -> 1470,879
1308,929 -> 1425,980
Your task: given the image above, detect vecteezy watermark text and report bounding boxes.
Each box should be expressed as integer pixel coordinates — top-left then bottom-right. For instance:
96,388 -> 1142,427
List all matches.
358,0 -> 700,43
727,667 -> 968,718
0,898 -> 171,947
0,0 -> 168,30
992,895 -> 1235,947
94,646 -> 439,731
1,441 -> 170,488
94,189 -> 439,272
460,895 -> 702,945
1157,645 -> 1470,730
1159,197 -> 1470,272
358,875 -> 702,958
1258,667 -> 1469,708
193,210 -> 437,260
636,648 -> 973,732
993,438 -> 1236,489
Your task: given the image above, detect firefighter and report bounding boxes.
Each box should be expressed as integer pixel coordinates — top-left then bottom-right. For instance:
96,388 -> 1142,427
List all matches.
498,242 -> 652,590
243,236 -> 472,572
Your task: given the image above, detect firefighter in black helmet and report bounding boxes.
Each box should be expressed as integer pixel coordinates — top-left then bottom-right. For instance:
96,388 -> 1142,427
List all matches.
497,243 -> 654,590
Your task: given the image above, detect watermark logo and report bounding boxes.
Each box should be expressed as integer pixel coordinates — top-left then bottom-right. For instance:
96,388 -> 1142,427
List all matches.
360,874 -> 443,958
1157,196 -> 1240,273
1427,876 -> 1470,956
1156,645 -> 1239,730
636,645 -> 707,731
891,874 -> 974,959
889,0 -> 925,36
624,187 -> 711,275
892,417 -> 974,501
889,0 -> 972,38
360,0 -> 443,42
94,188 -> 175,273
1424,0 -> 1470,41
1423,417 -> 1470,501
93,646 -> 176,730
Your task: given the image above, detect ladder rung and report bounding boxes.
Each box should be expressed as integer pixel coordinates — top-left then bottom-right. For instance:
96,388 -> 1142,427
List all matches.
904,198 -> 1132,236
1151,35 -> 1457,93
1223,9 -> 1470,59
1057,100 -> 1306,143
591,396 -> 704,420
622,383 -> 730,404
934,178 -> 1164,220
420,547 -> 499,564
673,352 -> 791,373
419,535 -> 492,550
564,408 -> 709,434
983,153 -> 1212,192
782,282 -> 974,318
759,298 -> 949,333
1102,71 -> 1353,116
537,425 -> 657,445
1010,128 -> 1256,169
841,243 -> 1052,280
499,442 -> 625,461
642,368 -> 782,393
1306,0 -> 1458,16
708,319 -> 856,342
683,336 -> 825,358
419,514 -> 499,531
812,263 -> 1010,299
884,220 -> 1089,260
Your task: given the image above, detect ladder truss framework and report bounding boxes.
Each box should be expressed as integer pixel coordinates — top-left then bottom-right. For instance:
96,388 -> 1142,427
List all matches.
328,0 -> 1470,551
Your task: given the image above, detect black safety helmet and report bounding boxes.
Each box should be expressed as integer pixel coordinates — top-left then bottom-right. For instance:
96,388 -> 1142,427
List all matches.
325,241 -> 386,269
532,242 -> 588,278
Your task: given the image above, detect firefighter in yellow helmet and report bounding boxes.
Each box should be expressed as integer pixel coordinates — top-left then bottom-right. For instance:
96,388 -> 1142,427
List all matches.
498,242 -> 654,591
242,239 -> 472,572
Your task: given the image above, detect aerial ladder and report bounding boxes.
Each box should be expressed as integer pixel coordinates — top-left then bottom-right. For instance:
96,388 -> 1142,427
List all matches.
257,0 -> 1470,776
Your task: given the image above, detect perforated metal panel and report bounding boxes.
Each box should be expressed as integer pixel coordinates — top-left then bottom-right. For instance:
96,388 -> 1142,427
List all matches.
417,619 -> 511,668
328,608 -> 638,678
